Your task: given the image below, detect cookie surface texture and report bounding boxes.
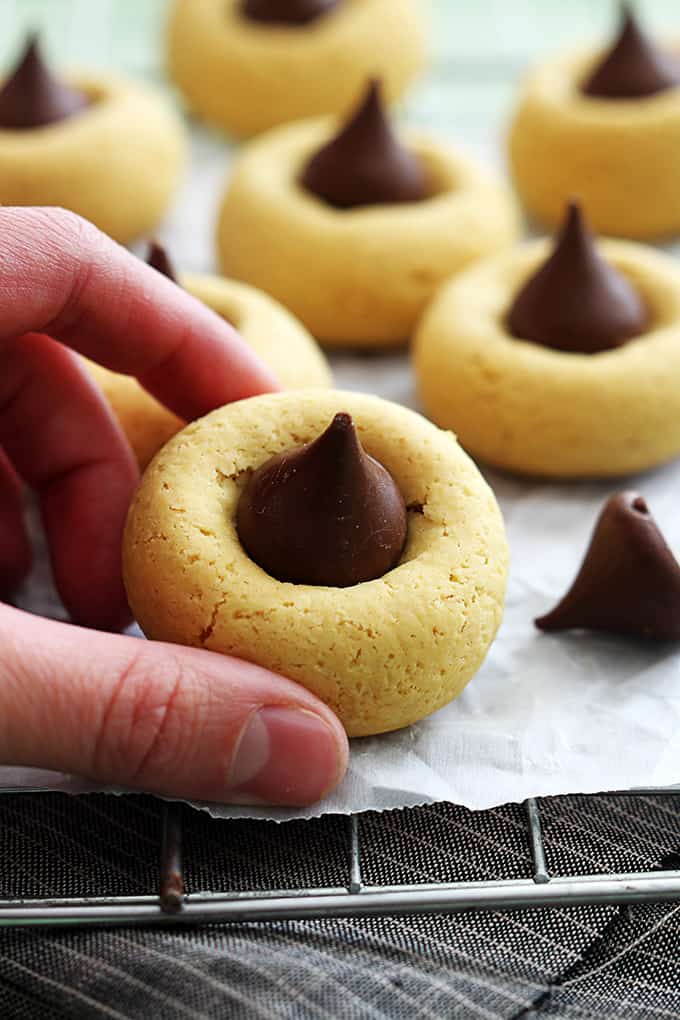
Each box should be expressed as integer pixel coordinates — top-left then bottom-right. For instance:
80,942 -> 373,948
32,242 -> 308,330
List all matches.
414,240 -> 680,477
123,390 -> 509,737
0,71 -> 186,243
218,120 -> 519,346
166,0 -> 427,137
509,49 -> 680,239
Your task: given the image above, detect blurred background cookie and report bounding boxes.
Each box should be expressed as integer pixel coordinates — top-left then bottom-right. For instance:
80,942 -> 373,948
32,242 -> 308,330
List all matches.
166,0 -> 427,137
509,5 -> 680,239
218,80 -> 519,347
414,202 -> 680,477
0,34 -> 186,243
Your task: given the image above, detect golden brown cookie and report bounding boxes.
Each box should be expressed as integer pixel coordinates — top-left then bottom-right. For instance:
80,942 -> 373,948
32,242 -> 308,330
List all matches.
123,390 -> 508,736
217,118 -> 519,347
166,0 -> 427,137
509,10 -> 680,239
414,239 -> 680,478
0,66 -> 185,243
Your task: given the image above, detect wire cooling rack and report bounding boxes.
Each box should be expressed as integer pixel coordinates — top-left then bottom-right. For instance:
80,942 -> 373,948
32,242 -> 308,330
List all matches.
1,791 -> 680,928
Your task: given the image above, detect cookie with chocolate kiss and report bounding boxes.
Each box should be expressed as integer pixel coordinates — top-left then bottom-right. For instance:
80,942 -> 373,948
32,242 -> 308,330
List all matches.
0,34 -> 88,130
240,0 -> 340,25
507,201 -> 648,353
237,412 -> 407,586
301,79 -> 428,209
583,2 -> 680,99
536,492 -> 680,640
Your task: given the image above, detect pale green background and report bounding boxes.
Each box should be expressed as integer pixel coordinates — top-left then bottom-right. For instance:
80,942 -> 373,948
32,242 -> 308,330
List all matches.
1,1 -> 679,136
1,0 -> 678,269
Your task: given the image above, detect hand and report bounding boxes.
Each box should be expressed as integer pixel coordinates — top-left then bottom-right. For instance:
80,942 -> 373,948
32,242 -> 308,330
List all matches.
0,208 -> 348,807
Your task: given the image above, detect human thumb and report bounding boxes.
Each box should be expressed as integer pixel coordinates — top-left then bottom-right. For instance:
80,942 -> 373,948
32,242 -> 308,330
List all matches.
0,605 -> 348,806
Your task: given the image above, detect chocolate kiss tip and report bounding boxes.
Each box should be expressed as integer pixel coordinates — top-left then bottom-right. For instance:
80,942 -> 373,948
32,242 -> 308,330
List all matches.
146,241 -> 178,283
582,2 -> 680,98
240,0 -> 340,25
329,410 -> 353,431
236,411 -> 408,587
300,78 -> 428,209
535,491 -> 680,641
0,33 -> 88,130
506,199 -> 648,354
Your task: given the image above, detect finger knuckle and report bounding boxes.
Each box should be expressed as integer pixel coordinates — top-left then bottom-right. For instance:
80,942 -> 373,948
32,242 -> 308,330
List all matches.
41,210 -> 106,337
46,207 -> 100,247
92,649 -> 201,786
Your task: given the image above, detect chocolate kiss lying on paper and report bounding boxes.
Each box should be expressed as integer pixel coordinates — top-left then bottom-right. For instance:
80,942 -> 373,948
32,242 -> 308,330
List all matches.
536,491 -> 680,640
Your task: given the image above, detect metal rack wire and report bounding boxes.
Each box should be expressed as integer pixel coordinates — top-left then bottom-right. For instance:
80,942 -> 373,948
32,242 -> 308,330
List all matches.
1,790 -> 680,928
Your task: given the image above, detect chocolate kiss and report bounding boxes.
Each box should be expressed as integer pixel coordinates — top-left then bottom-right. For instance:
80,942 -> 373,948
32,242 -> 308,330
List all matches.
237,412 -> 408,587
506,201 -> 648,354
240,0 -> 340,25
0,34 -> 88,130
146,241 -> 178,283
536,492 -> 680,640
582,3 -> 680,99
301,80 -> 428,209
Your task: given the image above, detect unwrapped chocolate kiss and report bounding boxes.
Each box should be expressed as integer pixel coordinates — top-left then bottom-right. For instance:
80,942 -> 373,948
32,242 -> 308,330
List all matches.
0,34 -> 88,130
583,3 -> 680,99
507,201 -> 647,353
237,412 -> 408,587
301,80 -> 428,209
536,492 -> 680,640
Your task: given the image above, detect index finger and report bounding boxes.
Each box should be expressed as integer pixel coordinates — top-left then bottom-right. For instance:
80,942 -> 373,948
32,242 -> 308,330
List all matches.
0,207 -> 279,421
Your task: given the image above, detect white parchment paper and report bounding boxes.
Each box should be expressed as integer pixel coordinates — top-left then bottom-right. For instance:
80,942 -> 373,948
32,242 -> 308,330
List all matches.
2,128 -> 680,821
3,349 -> 680,821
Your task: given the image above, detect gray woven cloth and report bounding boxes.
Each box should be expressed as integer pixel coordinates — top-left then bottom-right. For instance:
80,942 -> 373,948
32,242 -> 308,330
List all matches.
2,2 -> 680,1014
1,793 -> 680,1018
